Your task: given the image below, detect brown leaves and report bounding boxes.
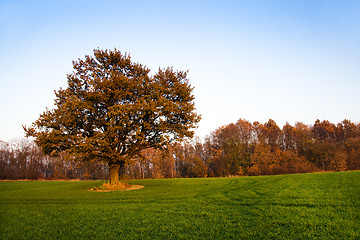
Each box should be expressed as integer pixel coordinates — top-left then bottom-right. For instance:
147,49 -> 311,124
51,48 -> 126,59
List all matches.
25,49 -> 200,168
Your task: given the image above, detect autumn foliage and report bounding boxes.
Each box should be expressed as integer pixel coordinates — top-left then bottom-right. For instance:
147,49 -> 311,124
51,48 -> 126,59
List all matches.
1,118 -> 360,180
125,118 -> 360,178
202,119 -> 360,177
23,49 -> 200,183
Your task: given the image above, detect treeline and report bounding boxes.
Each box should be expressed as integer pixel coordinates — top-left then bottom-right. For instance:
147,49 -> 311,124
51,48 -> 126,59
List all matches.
1,119 -> 360,180
202,118 -> 360,176
128,119 -> 360,178
0,139 -> 108,180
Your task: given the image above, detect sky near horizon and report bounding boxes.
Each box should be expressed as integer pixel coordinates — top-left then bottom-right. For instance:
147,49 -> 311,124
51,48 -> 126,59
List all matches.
1,0 -> 359,142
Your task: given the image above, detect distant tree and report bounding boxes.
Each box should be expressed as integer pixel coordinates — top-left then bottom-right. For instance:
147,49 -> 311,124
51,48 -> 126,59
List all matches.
24,49 -> 200,184
0,141 -> 12,179
263,119 -> 282,151
312,119 -> 336,143
336,119 -> 358,144
345,137 -> 360,170
282,123 -> 296,151
293,122 -> 312,157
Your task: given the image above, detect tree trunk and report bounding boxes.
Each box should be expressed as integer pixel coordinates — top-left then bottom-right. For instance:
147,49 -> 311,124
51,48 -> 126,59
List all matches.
109,164 -> 121,184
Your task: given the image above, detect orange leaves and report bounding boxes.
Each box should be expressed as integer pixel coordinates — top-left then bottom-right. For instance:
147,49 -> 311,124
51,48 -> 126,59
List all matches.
206,118 -> 360,176
25,48 -> 200,179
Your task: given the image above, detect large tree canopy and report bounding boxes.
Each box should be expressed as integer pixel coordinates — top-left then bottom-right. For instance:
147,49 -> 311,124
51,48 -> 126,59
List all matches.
24,49 -> 200,183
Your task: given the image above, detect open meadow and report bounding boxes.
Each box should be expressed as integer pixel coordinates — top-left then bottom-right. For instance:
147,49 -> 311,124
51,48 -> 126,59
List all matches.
1,171 -> 359,239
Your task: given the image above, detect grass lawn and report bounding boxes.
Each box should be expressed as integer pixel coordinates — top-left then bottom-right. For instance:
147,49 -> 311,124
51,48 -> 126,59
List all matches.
0,171 -> 359,239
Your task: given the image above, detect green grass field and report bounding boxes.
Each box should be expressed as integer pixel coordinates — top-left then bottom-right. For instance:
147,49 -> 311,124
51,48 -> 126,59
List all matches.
1,171 -> 359,239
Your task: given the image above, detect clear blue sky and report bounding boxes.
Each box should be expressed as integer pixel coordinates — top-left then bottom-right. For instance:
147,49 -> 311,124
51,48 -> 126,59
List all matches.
1,0 -> 359,141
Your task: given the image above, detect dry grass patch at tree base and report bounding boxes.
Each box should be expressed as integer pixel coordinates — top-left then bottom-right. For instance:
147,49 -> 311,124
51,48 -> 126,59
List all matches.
89,182 -> 144,192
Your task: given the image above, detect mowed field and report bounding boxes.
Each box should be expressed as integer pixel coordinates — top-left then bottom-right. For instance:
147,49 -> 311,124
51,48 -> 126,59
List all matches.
1,171 -> 359,239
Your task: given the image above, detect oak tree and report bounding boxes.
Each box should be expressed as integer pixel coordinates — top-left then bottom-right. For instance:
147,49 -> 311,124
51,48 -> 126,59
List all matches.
24,49 -> 200,184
